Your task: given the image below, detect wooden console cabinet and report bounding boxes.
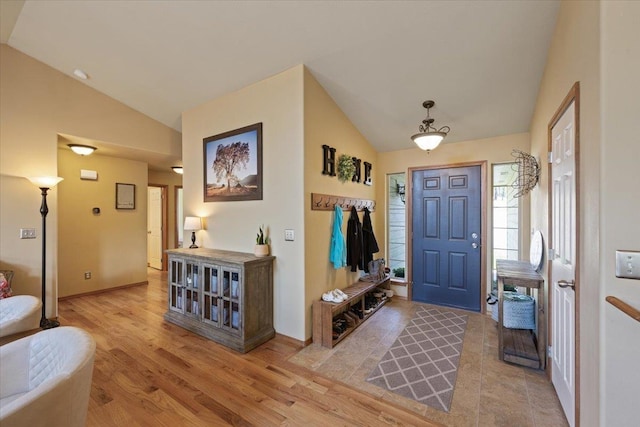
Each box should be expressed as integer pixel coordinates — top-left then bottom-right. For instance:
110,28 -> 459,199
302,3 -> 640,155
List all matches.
313,276 -> 390,348
164,248 -> 275,353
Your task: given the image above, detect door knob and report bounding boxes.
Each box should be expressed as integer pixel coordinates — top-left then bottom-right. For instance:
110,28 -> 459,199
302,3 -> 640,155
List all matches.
557,279 -> 575,289
472,242 -> 479,249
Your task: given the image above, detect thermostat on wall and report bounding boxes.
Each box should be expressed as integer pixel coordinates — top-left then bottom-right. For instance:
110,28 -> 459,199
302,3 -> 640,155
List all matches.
80,169 -> 98,180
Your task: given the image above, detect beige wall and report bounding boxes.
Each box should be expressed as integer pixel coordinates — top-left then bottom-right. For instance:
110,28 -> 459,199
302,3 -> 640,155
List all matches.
57,149 -> 148,297
148,169 -> 183,251
528,1 -> 601,424
600,2 -> 640,425
0,44 -> 181,316
182,65 -> 306,340
376,133 -> 532,296
303,68 -> 378,339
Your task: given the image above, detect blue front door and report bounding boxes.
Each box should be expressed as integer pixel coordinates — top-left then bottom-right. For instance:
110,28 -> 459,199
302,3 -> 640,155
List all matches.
411,165 -> 482,311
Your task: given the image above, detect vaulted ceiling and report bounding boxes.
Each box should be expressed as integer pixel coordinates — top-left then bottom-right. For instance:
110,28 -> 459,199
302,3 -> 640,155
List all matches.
2,0 -> 559,158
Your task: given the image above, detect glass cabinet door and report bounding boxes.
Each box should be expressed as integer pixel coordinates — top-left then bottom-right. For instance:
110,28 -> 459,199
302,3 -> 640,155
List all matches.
220,267 -> 241,333
202,264 -> 220,325
169,258 -> 184,312
184,262 -> 200,317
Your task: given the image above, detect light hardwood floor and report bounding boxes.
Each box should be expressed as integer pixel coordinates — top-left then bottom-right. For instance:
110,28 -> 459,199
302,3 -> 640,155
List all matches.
58,269 -> 441,426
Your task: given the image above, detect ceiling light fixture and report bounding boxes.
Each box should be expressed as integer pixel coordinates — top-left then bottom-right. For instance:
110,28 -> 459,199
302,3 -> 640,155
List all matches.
68,144 -> 97,156
72,68 -> 89,80
171,166 -> 183,174
411,100 -> 450,152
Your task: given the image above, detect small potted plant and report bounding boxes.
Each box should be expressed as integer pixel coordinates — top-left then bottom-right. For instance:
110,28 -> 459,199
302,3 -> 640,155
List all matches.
254,225 -> 270,257
392,267 -> 405,278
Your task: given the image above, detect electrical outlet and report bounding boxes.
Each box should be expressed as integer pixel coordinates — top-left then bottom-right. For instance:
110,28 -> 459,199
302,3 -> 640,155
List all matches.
20,228 -> 36,239
84,271 -> 91,280
284,229 -> 295,241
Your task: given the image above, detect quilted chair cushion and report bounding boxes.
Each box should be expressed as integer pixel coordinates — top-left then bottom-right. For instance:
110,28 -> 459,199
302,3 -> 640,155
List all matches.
0,327 -> 96,427
0,295 -> 41,338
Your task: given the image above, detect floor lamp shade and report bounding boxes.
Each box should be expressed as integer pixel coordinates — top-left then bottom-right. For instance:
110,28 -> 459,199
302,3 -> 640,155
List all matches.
26,176 -> 64,329
184,216 -> 202,249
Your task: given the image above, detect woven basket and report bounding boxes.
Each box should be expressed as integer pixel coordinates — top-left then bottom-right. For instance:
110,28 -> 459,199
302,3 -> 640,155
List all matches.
491,291 -> 535,329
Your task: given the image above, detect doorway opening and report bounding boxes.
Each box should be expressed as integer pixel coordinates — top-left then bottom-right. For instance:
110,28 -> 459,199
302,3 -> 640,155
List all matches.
147,184 -> 168,270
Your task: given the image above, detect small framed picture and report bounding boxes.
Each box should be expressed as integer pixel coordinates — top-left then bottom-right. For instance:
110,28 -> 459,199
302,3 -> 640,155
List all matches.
203,123 -> 262,202
116,183 -> 136,209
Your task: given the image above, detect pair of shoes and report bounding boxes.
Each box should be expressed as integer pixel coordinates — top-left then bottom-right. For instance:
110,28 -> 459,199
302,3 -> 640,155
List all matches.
333,318 -> 347,335
334,289 -> 348,300
322,289 -> 348,303
350,305 -> 364,319
342,313 -> 356,328
343,311 -> 359,326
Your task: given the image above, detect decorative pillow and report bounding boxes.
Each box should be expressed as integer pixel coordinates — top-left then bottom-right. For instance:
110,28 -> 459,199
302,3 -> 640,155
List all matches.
0,272 -> 12,299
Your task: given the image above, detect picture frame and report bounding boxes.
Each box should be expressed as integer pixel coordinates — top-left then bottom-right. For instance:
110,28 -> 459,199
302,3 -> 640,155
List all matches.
203,122 -> 263,202
116,183 -> 136,209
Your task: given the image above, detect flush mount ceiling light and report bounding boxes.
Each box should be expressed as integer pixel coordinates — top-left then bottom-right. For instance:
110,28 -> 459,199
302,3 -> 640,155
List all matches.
171,166 -> 184,174
411,100 -> 450,152
68,144 -> 97,156
72,68 -> 88,80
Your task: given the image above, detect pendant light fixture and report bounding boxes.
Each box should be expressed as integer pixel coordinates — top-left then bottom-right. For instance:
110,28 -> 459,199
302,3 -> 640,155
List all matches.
411,100 -> 450,152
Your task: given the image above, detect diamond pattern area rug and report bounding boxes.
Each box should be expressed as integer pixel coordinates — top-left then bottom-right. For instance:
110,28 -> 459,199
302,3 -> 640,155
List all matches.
366,306 -> 468,412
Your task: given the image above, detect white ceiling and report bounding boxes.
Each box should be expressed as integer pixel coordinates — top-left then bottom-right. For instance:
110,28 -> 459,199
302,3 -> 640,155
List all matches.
3,0 -> 559,164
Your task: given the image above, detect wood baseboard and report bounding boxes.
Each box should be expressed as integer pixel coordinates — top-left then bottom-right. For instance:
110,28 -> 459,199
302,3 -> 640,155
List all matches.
58,281 -> 148,300
275,333 -> 312,348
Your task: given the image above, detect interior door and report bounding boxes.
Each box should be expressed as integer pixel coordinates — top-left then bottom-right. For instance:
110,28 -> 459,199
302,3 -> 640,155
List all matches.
551,99 -> 577,427
147,186 -> 163,270
411,165 -> 482,311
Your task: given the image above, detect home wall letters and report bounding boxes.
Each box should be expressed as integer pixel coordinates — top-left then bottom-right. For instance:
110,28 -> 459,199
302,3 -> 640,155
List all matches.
321,145 -> 372,186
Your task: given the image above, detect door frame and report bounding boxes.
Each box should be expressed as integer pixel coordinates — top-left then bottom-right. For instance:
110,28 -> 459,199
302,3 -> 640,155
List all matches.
174,185 -> 183,249
406,161 -> 487,313
148,183 -> 169,271
547,82 -> 580,425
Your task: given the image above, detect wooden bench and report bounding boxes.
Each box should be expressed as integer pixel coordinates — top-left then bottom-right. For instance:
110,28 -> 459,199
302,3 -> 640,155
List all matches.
312,275 -> 390,348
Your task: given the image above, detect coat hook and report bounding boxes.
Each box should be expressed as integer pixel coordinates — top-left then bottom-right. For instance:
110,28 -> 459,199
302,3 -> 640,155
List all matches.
315,197 -> 323,207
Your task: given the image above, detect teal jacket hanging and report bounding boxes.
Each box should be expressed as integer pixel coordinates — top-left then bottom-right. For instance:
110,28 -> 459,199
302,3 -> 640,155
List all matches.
329,205 -> 346,269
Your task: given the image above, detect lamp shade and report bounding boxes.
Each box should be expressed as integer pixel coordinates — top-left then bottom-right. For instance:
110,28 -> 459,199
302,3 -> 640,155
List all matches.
27,176 -> 64,188
411,132 -> 446,151
184,216 -> 202,231
171,166 -> 183,174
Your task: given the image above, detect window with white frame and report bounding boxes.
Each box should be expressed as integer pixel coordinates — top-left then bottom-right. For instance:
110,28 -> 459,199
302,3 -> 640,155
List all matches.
387,173 -> 406,280
492,163 -> 520,289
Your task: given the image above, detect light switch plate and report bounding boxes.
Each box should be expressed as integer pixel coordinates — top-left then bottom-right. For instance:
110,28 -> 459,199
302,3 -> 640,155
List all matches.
284,229 -> 294,241
615,250 -> 640,280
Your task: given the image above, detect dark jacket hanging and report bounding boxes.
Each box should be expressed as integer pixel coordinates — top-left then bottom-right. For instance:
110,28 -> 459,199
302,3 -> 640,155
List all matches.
346,206 -> 363,272
361,207 -> 379,272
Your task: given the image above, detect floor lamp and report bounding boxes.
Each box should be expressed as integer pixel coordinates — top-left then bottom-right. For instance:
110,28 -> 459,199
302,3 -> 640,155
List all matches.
27,176 -> 64,329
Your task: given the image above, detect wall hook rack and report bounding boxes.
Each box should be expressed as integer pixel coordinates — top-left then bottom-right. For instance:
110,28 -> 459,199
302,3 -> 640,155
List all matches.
311,193 -> 375,212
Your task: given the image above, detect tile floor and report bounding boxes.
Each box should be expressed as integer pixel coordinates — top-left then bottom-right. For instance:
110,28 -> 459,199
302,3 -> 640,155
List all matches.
289,299 -> 568,426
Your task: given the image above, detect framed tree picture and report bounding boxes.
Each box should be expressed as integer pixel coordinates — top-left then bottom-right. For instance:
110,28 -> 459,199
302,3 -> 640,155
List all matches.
203,123 -> 262,202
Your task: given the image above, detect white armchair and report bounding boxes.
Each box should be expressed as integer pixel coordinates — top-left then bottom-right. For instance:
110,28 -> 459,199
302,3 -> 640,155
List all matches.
0,295 -> 42,338
0,326 -> 96,427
